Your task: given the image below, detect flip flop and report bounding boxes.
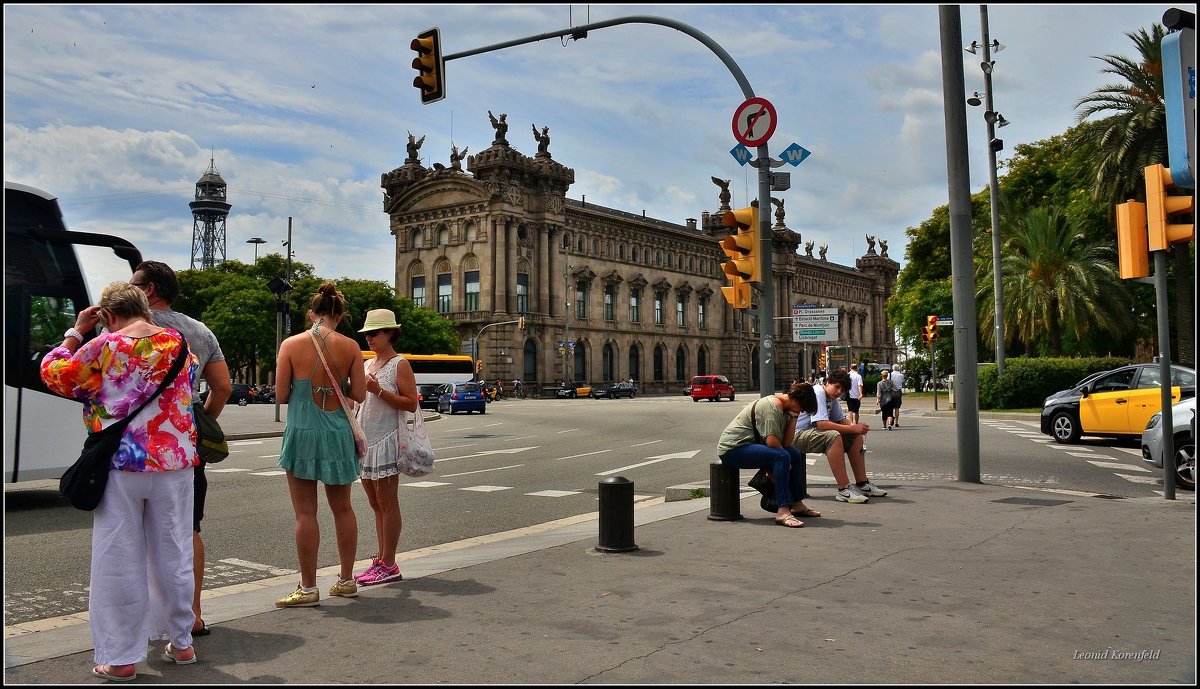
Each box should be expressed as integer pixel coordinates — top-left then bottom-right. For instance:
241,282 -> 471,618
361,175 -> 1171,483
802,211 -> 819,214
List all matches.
92,665 -> 137,682
191,623 -> 211,637
793,507 -> 822,518
774,514 -> 805,528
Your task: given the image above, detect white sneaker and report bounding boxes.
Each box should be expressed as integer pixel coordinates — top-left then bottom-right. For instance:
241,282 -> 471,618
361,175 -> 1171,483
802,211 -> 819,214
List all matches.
857,481 -> 888,497
836,484 -> 869,503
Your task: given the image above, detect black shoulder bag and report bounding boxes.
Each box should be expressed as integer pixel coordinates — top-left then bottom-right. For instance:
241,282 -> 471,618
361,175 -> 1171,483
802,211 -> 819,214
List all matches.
60,336 -> 189,511
746,399 -> 779,511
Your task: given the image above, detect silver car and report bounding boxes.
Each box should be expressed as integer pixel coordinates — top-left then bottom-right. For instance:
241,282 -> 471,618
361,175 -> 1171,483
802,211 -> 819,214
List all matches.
1141,397 -> 1196,491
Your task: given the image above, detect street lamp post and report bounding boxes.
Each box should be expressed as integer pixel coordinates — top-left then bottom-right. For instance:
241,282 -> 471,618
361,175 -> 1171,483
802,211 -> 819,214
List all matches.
247,236 -> 266,263
967,6 -> 1008,376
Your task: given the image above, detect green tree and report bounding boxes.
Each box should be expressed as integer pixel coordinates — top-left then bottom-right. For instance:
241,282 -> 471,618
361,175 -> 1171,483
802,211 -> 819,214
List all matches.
993,206 -> 1128,356
1071,22 -> 1192,365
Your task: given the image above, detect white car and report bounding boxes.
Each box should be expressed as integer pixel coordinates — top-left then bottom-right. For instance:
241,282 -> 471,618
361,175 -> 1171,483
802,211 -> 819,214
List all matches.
1141,397 -> 1196,491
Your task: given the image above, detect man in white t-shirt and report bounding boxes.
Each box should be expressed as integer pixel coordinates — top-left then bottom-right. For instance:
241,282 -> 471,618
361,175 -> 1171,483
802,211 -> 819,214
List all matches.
890,367 -> 906,427
794,369 -> 888,504
847,367 -> 864,424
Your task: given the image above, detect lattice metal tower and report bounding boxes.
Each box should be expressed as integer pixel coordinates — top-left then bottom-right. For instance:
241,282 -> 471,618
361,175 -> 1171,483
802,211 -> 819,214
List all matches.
189,156 -> 231,269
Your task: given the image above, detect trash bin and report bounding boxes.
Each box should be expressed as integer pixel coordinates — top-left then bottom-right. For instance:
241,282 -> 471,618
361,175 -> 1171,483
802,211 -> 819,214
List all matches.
947,374 -> 956,408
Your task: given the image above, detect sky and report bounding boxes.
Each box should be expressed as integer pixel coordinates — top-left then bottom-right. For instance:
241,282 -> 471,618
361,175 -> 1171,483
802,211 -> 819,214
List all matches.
3,3 -> 1181,296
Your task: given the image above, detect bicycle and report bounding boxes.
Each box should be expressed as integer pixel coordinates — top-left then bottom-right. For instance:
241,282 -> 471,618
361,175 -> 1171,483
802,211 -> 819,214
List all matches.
512,383 -> 526,399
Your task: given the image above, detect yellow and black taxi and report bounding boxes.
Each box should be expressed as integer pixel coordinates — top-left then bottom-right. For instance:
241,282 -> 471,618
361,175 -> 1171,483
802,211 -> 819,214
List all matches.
555,382 -> 592,399
1040,363 -> 1195,444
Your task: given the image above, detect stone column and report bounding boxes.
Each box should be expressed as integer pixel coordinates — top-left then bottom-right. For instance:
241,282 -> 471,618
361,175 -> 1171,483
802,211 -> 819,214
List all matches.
494,216 -> 509,315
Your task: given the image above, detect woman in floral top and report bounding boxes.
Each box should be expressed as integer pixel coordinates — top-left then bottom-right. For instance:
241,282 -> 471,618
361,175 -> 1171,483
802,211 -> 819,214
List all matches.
41,282 -> 200,682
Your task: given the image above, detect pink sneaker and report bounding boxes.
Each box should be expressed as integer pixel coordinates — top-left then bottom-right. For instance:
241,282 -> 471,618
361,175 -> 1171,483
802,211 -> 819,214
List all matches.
353,556 -> 382,583
357,561 -> 403,586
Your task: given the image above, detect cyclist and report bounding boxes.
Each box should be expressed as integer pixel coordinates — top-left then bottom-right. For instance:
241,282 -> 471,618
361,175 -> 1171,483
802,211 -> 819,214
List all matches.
512,379 -> 524,398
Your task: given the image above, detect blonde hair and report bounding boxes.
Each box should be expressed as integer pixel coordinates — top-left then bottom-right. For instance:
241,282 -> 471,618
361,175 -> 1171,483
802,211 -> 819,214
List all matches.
98,281 -> 153,322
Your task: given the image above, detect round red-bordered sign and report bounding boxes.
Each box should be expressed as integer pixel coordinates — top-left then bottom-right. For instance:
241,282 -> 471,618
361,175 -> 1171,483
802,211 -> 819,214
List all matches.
731,97 -> 777,147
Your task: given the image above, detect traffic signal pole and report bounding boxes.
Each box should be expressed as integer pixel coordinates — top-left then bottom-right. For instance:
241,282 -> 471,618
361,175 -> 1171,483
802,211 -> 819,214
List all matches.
436,14 -> 775,396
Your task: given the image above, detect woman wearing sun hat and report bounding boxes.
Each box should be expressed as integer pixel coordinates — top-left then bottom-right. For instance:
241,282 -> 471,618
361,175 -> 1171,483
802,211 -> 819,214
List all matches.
353,308 -> 419,586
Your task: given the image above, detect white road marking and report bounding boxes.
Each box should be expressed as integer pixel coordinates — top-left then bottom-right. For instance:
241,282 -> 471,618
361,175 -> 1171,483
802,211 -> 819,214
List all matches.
219,558 -> 295,576
629,439 -> 664,447
208,467 -> 250,473
1115,473 -> 1159,484
557,428 -> 580,434
460,485 -> 512,492
525,489 -> 581,497
596,451 -> 700,476
403,481 -> 452,487
440,464 -> 523,477
1068,451 -> 1104,458
1087,460 -> 1149,472
249,470 -> 286,476
555,449 -> 613,461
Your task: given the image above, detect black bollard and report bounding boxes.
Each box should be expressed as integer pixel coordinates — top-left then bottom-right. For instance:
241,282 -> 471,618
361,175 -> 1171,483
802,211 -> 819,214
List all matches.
596,476 -> 638,552
708,460 -> 743,521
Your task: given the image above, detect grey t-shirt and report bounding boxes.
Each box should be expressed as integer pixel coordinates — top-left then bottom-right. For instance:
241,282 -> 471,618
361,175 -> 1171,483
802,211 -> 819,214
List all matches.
151,308 -> 225,396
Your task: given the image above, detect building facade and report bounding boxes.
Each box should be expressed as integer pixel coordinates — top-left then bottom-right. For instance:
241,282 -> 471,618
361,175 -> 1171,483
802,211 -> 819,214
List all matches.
380,119 -> 899,396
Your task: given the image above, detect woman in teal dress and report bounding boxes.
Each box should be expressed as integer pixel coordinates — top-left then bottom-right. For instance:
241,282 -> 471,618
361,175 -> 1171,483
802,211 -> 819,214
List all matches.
274,281 -> 367,607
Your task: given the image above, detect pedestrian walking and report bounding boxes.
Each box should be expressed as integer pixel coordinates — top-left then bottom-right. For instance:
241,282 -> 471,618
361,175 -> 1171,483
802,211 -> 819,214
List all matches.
41,282 -> 200,681
274,281 -> 367,607
878,369 -> 899,430
132,260 -> 230,638
847,366 -> 864,424
890,366 -> 906,427
354,309 -> 418,586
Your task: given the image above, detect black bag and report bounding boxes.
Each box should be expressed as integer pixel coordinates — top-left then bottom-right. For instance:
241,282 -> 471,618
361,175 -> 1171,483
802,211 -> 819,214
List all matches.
748,469 -> 778,513
193,402 -> 229,464
59,336 -> 189,511
59,426 -> 125,511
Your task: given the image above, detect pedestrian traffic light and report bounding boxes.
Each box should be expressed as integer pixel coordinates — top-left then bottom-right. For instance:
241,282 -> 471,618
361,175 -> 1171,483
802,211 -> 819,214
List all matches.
411,27 -> 445,105
720,205 -> 761,283
1144,164 -> 1194,252
1116,200 -> 1150,279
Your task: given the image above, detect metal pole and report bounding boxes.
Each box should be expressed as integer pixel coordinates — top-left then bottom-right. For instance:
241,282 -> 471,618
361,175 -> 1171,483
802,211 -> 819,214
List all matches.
284,218 -> 292,336
1154,250 -> 1177,499
939,4 -> 981,482
756,149 -> 774,397
274,304 -> 282,423
980,6 -> 1005,376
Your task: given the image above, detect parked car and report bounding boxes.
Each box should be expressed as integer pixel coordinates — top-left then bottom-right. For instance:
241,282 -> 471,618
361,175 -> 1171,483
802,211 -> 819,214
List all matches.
690,375 -> 735,402
436,381 -> 487,415
555,382 -> 592,399
417,383 -> 442,411
1141,397 -> 1196,491
200,382 -> 255,407
1040,363 -> 1195,443
591,381 -> 637,399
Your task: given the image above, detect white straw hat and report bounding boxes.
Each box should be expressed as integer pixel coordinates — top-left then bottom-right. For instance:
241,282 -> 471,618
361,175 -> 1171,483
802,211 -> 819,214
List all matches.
359,308 -> 400,332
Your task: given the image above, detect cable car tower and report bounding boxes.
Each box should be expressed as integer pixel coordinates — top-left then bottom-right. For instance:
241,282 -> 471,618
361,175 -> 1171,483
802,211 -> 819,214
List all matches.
189,154 -> 231,269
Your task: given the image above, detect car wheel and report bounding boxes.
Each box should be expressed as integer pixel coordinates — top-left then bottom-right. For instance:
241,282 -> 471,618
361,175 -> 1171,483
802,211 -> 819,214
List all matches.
1173,431 -> 1195,490
692,397 -> 699,402
729,393 -> 735,402
450,404 -> 457,415
479,406 -> 486,415
238,398 -> 249,406
1050,411 -> 1080,444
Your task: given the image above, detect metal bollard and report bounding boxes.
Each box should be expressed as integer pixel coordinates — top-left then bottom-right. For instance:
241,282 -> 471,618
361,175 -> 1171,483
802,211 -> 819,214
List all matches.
596,476 -> 638,552
708,460 -> 743,521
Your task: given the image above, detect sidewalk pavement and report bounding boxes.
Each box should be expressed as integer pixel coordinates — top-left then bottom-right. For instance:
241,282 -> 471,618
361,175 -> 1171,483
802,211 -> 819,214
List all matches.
4,398 -> 1196,684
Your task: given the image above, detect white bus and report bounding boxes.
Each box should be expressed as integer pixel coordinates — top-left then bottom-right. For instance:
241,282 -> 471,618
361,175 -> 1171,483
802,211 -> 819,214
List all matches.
4,182 -> 143,483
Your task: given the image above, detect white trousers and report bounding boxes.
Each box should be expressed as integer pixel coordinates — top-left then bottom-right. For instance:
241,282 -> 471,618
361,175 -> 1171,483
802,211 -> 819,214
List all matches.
89,468 -> 195,666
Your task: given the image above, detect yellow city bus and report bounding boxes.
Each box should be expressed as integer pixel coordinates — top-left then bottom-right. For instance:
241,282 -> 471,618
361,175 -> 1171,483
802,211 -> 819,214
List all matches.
361,352 -> 475,386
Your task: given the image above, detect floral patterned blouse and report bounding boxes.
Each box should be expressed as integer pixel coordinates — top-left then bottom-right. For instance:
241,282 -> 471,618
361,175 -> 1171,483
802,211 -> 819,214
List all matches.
41,329 -> 200,473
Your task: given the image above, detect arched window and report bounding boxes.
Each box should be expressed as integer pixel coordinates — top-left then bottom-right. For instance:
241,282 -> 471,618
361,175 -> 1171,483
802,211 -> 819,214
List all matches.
603,342 -> 616,382
409,228 -> 423,251
653,344 -> 666,382
463,256 -> 480,312
409,263 -> 426,307
675,345 -> 687,381
628,344 -> 641,384
697,347 -> 708,376
435,258 -> 452,313
522,339 -> 538,384
465,221 -> 478,242
437,224 -> 450,246
573,341 -> 588,382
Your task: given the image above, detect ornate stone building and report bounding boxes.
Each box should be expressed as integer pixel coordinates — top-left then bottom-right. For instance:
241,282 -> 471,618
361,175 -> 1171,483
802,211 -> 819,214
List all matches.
380,117 -> 899,396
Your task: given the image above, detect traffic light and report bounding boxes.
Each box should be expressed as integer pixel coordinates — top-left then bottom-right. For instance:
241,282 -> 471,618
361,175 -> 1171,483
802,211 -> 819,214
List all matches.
1144,164 -> 1194,252
1116,200 -> 1150,279
720,280 -> 751,309
924,315 -> 939,343
517,316 -> 526,331
920,329 -> 930,346
818,351 -> 826,371
411,27 -> 445,105
720,204 -> 761,283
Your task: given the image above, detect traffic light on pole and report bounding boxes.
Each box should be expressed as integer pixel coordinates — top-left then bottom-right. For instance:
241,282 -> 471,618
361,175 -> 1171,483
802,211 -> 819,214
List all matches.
925,315 -> 939,343
919,328 -> 930,346
1115,200 -> 1150,279
518,316 -> 526,331
721,205 -> 761,283
1144,164 -> 1194,252
411,27 -> 445,105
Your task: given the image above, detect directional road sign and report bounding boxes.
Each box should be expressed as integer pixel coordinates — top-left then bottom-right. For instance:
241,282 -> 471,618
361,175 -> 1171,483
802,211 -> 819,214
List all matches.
731,97 -> 777,147
792,306 -> 839,343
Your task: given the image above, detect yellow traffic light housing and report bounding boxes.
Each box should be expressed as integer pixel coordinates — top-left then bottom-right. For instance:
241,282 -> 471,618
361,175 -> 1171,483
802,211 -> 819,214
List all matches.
518,316 -> 526,331
925,315 -> 939,342
720,205 -> 761,283
920,329 -> 930,346
411,27 -> 445,105
1144,164 -> 1194,252
1116,200 -> 1150,279
721,280 -> 751,309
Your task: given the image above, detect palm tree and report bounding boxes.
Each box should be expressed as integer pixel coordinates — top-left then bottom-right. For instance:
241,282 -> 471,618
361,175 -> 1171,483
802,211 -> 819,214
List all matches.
1072,23 -> 1192,365
983,207 -> 1129,356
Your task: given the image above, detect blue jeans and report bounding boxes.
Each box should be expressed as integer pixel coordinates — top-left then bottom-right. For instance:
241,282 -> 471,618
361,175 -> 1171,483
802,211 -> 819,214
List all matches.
718,443 -> 807,509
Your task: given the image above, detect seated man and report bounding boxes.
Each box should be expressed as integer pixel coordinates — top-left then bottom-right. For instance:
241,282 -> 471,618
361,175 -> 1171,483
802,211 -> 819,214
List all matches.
792,369 -> 888,504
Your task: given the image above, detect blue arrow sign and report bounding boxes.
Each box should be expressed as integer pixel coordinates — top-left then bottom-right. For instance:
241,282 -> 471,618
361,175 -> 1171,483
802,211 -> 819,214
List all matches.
730,143 -> 752,167
780,143 -> 811,167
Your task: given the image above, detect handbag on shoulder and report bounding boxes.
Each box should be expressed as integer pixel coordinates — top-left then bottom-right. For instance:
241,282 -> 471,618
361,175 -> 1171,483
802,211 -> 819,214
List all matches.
60,336 -> 189,511
193,402 -> 229,463
396,406 -> 436,477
